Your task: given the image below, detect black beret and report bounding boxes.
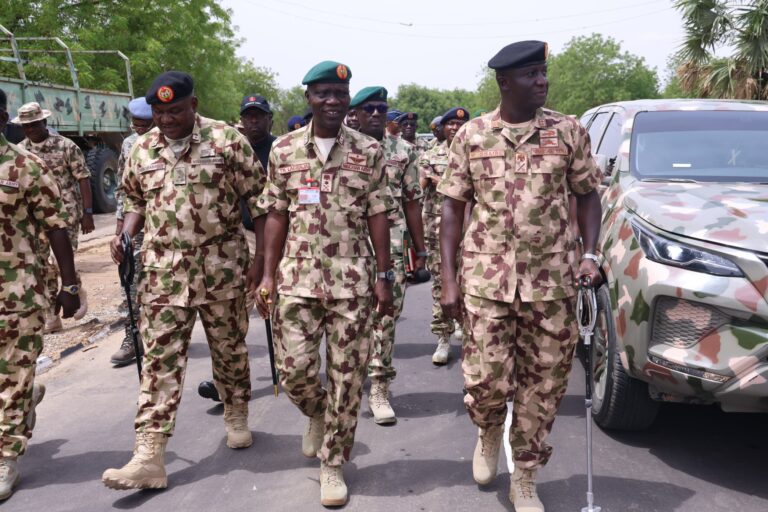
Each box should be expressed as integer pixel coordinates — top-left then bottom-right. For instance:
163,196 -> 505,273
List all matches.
395,112 -> 418,124
441,107 -> 470,124
488,40 -> 548,71
146,71 -> 194,105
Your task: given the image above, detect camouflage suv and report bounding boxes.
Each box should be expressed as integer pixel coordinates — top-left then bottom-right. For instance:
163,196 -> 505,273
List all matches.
580,99 -> 768,430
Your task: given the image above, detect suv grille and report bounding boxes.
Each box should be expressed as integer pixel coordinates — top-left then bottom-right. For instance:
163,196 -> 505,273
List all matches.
651,297 -> 728,349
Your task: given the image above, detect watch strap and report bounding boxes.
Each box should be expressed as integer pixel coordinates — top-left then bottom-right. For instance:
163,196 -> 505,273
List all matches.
581,252 -> 600,264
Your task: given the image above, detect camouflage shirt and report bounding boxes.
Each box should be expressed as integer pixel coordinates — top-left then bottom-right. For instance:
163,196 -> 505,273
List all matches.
19,131 -> 89,224
116,131 -> 139,220
437,107 -> 600,302
122,115 -> 266,307
380,134 -> 422,254
419,140 -> 449,241
0,134 -> 69,313
258,122 -> 393,300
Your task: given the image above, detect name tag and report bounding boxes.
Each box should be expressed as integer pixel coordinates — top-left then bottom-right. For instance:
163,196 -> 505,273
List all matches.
531,147 -> 568,156
469,150 -> 504,160
141,162 -> 165,173
191,157 -> 224,166
277,163 -> 311,175
298,187 -> 320,204
0,179 -> 19,189
340,162 -> 372,174
385,159 -> 405,168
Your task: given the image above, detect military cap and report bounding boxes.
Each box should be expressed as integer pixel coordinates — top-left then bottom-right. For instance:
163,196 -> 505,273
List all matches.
386,110 -> 403,123
287,115 -> 306,131
441,107 -> 470,124
488,40 -> 548,71
128,97 -> 152,120
349,86 -> 387,108
240,94 -> 272,115
395,112 -> 417,124
12,102 -> 52,124
146,71 -> 194,105
430,116 -> 443,130
302,60 -> 352,85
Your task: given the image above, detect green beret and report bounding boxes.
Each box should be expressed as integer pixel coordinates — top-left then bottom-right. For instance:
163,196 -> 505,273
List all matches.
302,60 -> 352,85
349,86 -> 387,108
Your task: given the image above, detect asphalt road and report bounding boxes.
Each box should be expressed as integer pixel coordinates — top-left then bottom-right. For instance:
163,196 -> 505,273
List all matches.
7,281 -> 768,512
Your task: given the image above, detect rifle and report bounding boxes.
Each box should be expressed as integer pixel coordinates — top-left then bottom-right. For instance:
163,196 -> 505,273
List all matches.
118,232 -> 143,379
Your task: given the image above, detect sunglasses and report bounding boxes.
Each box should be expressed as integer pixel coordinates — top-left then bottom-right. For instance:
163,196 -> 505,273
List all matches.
361,104 -> 388,114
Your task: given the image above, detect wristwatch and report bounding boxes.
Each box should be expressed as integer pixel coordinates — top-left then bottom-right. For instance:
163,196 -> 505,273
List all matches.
84,207 -> 93,214
581,252 -> 600,264
415,250 -> 428,257
377,270 -> 396,282
61,284 -> 80,295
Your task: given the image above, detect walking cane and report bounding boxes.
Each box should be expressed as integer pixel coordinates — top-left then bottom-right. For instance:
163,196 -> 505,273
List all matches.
118,232 -> 142,379
577,276 -> 601,512
259,288 -> 279,397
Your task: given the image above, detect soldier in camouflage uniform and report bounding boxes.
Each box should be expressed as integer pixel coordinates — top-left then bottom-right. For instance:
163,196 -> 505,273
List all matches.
438,41 -> 602,512
255,62 -> 394,508
0,88 -> 80,501
349,86 -> 427,425
396,111 -> 418,145
419,107 -> 470,365
111,97 -> 154,366
15,102 -> 93,332
102,72 -> 266,491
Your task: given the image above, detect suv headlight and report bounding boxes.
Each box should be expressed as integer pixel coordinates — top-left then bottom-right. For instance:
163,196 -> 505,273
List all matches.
630,219 -> 744,277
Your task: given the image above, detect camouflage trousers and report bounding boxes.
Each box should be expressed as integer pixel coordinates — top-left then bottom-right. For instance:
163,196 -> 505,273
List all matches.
426,237 -> 454,338
0,309 -> 45,458
274,294 -> 373,466
368,254 -> 406,381
41,222 -> 82,308
462,293 -> 577,470
134,295 -> 251,434
122,231 -> 144,343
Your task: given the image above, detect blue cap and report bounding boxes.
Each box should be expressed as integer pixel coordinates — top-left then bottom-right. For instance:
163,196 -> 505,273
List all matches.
287,115 -> 306,131
386,110 -> 402,122
395,112 -> 417,124
128,97 -> 152,120
441,107 -> 470,124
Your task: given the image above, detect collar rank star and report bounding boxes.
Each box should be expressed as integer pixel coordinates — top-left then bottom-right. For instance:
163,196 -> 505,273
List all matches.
299,177 -> 321,205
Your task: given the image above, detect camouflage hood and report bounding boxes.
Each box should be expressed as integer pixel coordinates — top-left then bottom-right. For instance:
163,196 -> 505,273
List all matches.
624,181 -> 768,253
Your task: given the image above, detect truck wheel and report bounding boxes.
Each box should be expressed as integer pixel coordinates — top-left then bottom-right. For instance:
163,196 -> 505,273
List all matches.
87,147 -> 118,213
590,284 -> 660,430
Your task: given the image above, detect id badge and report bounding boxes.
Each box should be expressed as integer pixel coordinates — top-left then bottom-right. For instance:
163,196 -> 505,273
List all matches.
298,187 -> 321,205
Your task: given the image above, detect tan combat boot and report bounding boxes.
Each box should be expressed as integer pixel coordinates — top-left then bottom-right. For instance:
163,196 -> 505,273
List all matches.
102,432 -> 168,490
73,287 -> 88,320
302,414 -> 324,458
0,458 -> 20,501
224,402 -> 252,449
473,424 -> 503,485
509,466 -> 545,512
320,462 -> 348,507
368,379 -> 396,425
25,383 -> 46,432
431,336 -> 450,365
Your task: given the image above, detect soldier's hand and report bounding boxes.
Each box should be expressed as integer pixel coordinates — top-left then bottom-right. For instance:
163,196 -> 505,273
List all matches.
414,255 -> 426,270
245,260 -> 264,295
373,279 -> 394,316
255,277 -> 275,319
440,278 -> 463,321
578,259 -> 602,287
81,214 -> 95,234
110,235 -> 125,264
115,219 -> 124,236
56,290 -> 80,318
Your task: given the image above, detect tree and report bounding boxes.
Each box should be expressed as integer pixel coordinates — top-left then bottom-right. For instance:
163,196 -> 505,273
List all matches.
546,34 -> 659,116
390,84 -> 478,132
674,0 -> 768,100
271,85 -> 308,136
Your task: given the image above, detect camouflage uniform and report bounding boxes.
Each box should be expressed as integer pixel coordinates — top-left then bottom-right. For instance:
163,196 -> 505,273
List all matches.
19,132 -> 89,304
368,136 -> 422,381
437,108 -> 600,469
122,115 -> 265,434
419,141 -> 455,338
0,134 -> 68,458
259,122 -> 392,466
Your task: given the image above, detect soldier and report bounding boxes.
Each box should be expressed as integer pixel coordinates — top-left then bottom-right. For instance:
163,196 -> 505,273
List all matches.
343,110 -> 360,131
102,71 -> 266,490
254,61 -> 394,507
16,102 -> 93,331
349,86 -> 427,424
0,88 -> 80,501
287,115 -> 307,132
438,41 -> 602,512
396,112 -> 418,145
418,107 -> 470,364
111,97 -> 154,366
385,109 -> 402,140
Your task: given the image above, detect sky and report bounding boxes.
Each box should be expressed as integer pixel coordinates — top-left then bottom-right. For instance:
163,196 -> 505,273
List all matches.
220,0 -> 686,96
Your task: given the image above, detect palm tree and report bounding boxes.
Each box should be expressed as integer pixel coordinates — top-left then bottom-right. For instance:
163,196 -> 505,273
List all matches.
675,0 -> 768,100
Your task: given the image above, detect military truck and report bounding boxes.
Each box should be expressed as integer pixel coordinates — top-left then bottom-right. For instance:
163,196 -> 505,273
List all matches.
0,24 -> 133,213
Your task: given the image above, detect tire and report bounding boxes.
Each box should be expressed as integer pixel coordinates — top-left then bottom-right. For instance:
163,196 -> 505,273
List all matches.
589,284 -> 660,431
86,147 -> 118,213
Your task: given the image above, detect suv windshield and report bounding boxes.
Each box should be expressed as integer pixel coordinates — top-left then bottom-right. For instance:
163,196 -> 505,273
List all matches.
630,110 -> 768,183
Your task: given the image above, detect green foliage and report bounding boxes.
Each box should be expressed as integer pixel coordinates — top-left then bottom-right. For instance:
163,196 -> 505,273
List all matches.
271,86 -> 308,136
546,34 -> 659,116
390,83 -> 480,133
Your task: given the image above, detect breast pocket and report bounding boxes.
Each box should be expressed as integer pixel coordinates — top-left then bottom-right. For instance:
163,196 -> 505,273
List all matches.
530,154 -> 568,196
470,157 -> 506,206
338,170 -> 370,212
138,168 -> 166,194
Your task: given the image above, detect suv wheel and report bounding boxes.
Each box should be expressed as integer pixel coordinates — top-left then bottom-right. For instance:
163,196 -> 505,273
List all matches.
590,284 -> 660,430
86,147 -> 118,213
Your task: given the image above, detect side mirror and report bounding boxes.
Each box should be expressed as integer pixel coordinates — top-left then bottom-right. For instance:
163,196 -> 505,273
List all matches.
595,153 -> 609,176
